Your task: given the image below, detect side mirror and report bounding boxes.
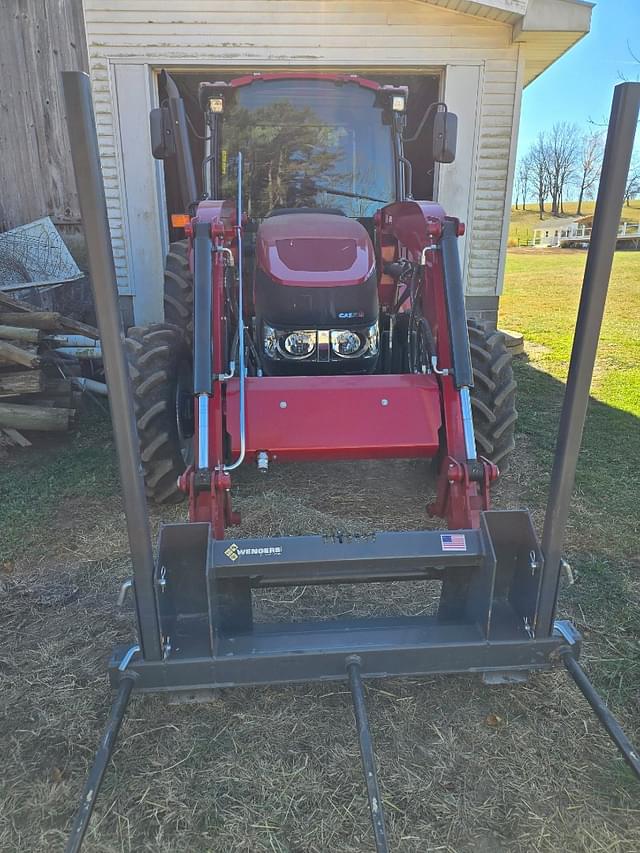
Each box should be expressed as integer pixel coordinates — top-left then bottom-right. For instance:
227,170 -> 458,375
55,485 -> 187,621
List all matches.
432,111 -> 457,164
150,107 -> 175,159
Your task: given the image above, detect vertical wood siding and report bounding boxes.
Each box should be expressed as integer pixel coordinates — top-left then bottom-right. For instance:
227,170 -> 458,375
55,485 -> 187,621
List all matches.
0,0 -> 88,231
83,0 -> 520,300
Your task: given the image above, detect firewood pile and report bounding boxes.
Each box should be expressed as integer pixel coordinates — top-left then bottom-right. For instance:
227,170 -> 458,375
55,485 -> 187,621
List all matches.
0,291 -> 101,449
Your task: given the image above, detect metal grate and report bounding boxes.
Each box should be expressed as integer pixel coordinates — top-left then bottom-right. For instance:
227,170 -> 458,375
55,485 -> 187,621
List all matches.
0,217 -> 82,289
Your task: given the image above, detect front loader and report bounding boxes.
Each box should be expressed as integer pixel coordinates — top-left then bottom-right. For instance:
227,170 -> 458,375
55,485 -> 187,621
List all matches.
61,71 -> 640,852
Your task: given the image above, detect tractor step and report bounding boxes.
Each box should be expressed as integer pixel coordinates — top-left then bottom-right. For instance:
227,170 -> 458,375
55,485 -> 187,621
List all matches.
225,374 -> 442,462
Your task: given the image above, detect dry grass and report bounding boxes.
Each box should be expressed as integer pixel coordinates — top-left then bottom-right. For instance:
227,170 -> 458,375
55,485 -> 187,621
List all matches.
1,446 -> 639,853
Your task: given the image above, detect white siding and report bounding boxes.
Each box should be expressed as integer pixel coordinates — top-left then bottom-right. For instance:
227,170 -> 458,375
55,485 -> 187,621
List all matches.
82,0 -> 520,317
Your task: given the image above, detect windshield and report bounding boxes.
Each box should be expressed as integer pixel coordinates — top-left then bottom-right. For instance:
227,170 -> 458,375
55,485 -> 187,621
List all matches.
219,80 -> 395,219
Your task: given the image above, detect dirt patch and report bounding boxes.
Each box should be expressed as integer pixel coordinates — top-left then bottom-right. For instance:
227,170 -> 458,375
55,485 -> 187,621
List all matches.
1,456 -> 638,852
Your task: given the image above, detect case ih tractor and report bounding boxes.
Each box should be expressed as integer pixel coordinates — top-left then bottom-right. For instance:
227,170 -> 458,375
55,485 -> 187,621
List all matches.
61,71 -> 640,853
130,72 -> 516,527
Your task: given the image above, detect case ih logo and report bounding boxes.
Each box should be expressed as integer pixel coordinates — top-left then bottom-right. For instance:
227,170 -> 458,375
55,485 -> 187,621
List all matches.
224,543 -> 283,562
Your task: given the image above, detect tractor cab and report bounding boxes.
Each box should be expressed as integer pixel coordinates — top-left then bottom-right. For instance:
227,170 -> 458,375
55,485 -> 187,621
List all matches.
208,75 -> 407,374
151,72 -> 458,376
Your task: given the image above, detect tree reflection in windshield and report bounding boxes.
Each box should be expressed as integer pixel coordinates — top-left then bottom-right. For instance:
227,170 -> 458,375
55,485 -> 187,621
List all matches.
219,81 -> 395,218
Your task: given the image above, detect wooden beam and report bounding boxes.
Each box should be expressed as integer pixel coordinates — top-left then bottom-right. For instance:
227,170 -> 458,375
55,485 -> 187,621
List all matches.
0,341 -> 40,368
58,316 -> 100,340
0,309 -> 99,340
0,402 -> 74,431
0,292 -> 33,313
0,311 -> 65,329
0,324 -> 42,343
0,370 -> 44,398
2,427 -> 32,447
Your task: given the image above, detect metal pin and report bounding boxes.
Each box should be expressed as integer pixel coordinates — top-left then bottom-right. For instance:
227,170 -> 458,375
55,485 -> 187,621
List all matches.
116,578 -> 133,607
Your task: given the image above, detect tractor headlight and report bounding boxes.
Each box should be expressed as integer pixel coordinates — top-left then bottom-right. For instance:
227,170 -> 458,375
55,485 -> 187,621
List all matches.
263,323 -> 379,362
282,330 -> 316,358
331,330 -> 361,357
330,323 -> 379,359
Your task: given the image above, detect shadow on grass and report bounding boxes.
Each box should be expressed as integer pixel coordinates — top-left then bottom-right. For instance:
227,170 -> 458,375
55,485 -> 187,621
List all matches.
512,355 -> 640,713
0,408 -> 119,565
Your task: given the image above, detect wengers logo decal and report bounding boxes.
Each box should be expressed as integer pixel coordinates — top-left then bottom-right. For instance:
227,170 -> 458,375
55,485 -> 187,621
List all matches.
224,542 -> 284,562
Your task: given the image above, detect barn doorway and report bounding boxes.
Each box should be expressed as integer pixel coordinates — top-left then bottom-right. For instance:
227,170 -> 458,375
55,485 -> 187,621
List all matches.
157,70 -> 441,238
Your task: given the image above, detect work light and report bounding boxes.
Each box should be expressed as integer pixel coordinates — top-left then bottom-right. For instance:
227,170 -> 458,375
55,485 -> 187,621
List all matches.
283,331 -> 316,358
331,330 -> 361,357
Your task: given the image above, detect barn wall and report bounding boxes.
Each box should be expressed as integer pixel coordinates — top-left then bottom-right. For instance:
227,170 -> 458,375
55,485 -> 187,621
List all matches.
82,0 -> 521,319
0,0 -> 89,232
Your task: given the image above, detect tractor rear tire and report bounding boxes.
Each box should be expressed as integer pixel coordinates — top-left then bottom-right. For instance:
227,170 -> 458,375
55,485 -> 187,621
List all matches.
163,240 -> 193,341
126,323 -> 192,504
468,320 -> 517,473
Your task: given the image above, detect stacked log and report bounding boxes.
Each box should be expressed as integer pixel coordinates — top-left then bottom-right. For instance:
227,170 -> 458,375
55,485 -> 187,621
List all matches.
0,292 -> 100,447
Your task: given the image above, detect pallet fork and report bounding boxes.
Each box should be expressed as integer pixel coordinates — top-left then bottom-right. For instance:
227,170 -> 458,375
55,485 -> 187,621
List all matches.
61,73 -> 640,852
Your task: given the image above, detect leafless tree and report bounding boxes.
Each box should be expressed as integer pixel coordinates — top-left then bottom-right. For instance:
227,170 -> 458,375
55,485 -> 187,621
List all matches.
528,133 -> 550,219
575,131 -> 603,215
513,167 -> 522,210
545,122 -> 579,215
624,153 -> 640,206
517,153 -> 532,210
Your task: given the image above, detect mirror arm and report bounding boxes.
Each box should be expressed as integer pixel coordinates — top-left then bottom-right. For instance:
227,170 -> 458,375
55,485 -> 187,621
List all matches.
404,101 -> 448,144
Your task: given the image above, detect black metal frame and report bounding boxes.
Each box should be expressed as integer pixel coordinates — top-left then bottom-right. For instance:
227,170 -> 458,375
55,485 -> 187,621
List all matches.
61,71 -> 640,853
161,70 -> 198,212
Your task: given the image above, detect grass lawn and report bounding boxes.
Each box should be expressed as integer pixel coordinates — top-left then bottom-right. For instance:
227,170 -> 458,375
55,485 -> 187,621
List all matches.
0,249 -> 638,852
500,249 -> 640,712
509,200 -> 640,245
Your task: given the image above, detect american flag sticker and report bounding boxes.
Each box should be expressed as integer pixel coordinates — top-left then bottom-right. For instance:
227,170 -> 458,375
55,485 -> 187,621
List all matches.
441,533 -> 467,552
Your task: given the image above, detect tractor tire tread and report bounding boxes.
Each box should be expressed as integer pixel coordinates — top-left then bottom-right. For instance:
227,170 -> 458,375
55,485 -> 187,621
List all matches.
467,319 -> 517,474
126,323 -> 190,504
163,240 -> 193,342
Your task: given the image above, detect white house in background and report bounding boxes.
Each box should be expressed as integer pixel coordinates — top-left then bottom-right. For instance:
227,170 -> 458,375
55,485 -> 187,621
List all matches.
533,217 -> 640,247
82,0 -> 593,326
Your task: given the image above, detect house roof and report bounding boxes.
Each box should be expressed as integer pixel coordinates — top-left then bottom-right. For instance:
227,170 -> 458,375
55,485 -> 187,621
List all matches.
531,216 -> 576,230
424,0 -> 593,86
514,0 -> 593,85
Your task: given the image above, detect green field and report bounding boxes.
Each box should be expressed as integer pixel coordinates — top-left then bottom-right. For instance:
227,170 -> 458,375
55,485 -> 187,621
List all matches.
500,247 -> 640,710
509,200 -> 640,245
502,250 -> 639,417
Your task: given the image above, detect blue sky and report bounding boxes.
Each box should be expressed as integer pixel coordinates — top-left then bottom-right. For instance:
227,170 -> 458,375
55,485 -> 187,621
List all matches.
517,0 -> 640,159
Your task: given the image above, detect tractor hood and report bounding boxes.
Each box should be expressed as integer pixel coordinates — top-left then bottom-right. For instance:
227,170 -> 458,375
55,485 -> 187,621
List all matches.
255,213 -> 375,288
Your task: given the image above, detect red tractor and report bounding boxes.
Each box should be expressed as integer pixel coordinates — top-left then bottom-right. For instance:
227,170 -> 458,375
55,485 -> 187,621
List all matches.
130,71 -> 516,534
